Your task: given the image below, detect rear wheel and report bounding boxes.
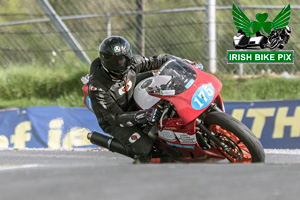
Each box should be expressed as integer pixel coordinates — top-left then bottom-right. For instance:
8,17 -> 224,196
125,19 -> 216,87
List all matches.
204,111 -> 265,163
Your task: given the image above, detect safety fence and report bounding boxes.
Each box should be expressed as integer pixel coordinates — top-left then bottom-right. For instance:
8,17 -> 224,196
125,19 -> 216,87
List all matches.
1,99 -> 300,149
0,0 -> 299,75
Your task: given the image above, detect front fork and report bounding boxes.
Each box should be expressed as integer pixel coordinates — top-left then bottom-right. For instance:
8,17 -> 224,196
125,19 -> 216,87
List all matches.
196,103 -> 231,153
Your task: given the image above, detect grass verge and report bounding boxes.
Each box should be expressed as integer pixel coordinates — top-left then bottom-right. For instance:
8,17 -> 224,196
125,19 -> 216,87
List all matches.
0,64 -> 299,107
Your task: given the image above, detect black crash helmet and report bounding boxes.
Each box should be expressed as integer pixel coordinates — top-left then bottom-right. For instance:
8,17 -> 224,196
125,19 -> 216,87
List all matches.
99,36 -> 132,79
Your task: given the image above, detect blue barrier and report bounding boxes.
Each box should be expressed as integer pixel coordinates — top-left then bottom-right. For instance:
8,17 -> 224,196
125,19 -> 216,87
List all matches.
224,100 -> 300,149
0,100 -> 299,149
0,106 -> 101,149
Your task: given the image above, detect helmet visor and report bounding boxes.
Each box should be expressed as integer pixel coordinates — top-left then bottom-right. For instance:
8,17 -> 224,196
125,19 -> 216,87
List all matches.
103,55 -> 128,74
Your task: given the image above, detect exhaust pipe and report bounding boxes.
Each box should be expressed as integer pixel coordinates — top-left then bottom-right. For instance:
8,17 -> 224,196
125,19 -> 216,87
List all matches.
87,131 -> 134,158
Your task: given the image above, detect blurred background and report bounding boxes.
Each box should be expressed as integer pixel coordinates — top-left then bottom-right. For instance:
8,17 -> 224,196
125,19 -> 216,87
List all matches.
0,0 -> 298,74
0,0 -> 299,108
0,0 -> 300,150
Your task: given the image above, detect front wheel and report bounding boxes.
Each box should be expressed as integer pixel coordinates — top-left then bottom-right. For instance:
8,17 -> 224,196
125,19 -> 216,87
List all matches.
204,111 -> 265,163
269,38 -> 279,49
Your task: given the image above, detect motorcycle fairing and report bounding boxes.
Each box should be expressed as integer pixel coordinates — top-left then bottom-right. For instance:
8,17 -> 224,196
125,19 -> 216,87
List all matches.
191,83 -> 215,110
150,67 -> 223,124
154,119 -> 225,160
82,84 -> 94,113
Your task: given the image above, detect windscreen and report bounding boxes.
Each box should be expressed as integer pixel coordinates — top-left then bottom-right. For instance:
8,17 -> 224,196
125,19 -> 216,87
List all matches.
147,58 -> 197,95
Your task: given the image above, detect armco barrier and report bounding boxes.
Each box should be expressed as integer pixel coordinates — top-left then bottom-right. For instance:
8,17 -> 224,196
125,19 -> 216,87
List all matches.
0,100 -> 299,149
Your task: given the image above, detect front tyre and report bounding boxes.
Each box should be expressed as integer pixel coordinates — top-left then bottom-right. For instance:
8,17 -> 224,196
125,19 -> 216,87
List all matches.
204,111 -> 265,163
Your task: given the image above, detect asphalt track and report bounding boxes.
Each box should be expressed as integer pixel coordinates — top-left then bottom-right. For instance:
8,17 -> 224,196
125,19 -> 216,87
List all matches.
1,149 -> 300,200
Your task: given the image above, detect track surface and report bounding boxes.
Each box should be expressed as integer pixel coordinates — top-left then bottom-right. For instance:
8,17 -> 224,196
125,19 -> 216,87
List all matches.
1,148 -> 300,200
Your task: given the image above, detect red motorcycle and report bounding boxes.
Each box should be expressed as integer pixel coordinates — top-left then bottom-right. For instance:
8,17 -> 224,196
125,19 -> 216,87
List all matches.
82,58 -> 265,163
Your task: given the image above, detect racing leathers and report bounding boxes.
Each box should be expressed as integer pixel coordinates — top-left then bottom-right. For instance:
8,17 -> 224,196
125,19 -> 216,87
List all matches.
88,53 -> 173,157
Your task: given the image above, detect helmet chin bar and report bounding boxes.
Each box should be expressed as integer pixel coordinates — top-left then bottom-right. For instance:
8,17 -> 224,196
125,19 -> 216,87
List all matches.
102,65 -> 128,79
109,71 -> 125,79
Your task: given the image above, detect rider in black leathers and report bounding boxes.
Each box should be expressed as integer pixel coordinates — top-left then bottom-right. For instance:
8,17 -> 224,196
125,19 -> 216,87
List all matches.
88,36 -> 173,162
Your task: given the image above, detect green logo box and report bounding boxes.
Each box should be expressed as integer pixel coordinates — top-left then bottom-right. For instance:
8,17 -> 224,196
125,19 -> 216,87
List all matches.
227,50 -> 294,64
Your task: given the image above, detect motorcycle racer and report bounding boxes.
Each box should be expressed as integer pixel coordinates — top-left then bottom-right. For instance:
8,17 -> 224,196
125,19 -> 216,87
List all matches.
88,36 -> 173,162
84,54 -> 264,163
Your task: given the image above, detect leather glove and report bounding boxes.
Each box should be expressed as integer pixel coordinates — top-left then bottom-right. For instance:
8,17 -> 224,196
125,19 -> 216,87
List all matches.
134,108 -> 160,124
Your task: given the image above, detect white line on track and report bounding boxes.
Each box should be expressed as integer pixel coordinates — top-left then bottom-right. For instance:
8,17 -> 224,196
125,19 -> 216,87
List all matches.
0,164 -> 40,171
264,149 -> 300,155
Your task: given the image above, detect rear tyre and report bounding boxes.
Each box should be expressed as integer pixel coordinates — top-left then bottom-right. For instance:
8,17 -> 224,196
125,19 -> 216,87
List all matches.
204,111 -> 265,163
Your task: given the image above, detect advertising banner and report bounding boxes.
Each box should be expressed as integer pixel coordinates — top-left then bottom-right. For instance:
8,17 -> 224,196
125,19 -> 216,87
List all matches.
0,100 -> 300,149
224,99 -> 300,149
0,106 -> 101,149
